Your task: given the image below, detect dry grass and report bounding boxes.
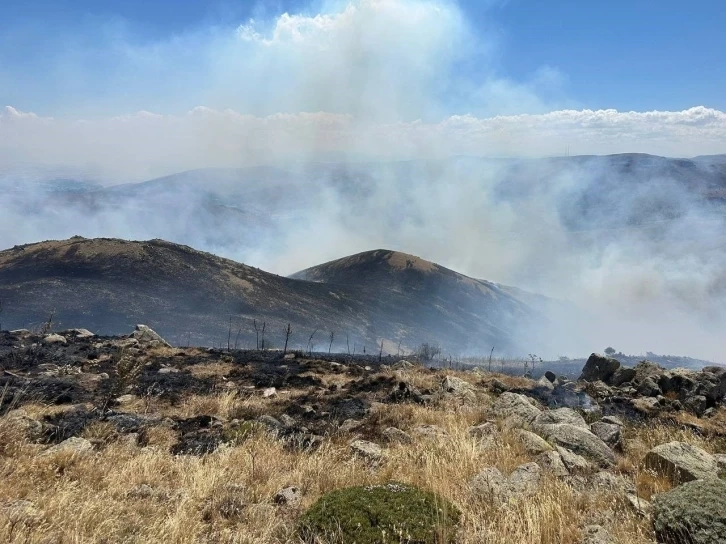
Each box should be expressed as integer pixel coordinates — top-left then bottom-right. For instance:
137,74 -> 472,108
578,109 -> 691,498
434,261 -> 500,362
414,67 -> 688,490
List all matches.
3,363 -> 724,544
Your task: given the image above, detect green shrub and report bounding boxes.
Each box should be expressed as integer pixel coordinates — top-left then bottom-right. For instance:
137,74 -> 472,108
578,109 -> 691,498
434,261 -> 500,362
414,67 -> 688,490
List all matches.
299,482 -> 459,543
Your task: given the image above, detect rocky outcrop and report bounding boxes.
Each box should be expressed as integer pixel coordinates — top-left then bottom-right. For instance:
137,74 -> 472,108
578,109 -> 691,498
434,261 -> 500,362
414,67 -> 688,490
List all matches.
579,354 -> 621,382
130,325 -> 171,348
489,392 -> 540,427
534,423 -> 615,467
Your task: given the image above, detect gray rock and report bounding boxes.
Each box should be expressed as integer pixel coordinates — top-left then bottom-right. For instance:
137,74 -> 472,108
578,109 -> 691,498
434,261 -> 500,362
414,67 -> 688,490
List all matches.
350,440 -> 383,462
256,415 -> 284,431
262,387 -> 277,398
600,415 -> 624,427
392,360 -> 415,370
440,376 -> 477,404
9,329 -> 31,336
507,462 -> 542,496
469,467 -> 508,501
533,408 -> 589,430
580,525 -> 614,544
652,478 -> 726,544
339,419 -> 362,433
279,414 -> 296,428
535,450 -> 569,477
469,422 -> 498,439
626,493 -> 652,517
715,454 -> 726,475
382,427 -> 413,445
590,471 -> 635,494
544,371 -> 557,383
590,422 -> 621,448
490,392 -> 540,427
131,324 -> 171,348
683,395 -> 708,416
515,428 -> 552,454
412,425 -> 448,439
579,354 -> 620,383
5,410 -> 44,442
644,441 -> 719,484
556,446 -> 594,473
638,376 -> 662,397
43,437 -> 93,456
631,396 -> 661,415
535,423 -> 615,467
65,328 -> 95,338
115,394 -> 138,405
274,486 -> 301,507
609,366 -> 636,386
536,376 -> 555,391
43,333 -> 67,345
158,367 -> 180,374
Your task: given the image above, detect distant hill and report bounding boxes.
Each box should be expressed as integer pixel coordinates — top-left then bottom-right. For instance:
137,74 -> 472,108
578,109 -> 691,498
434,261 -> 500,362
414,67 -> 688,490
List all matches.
0,238 -> 541,354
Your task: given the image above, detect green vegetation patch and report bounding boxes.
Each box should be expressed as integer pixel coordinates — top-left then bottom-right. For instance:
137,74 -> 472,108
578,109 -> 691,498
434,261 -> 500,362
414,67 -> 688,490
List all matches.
299,482 -> 460,543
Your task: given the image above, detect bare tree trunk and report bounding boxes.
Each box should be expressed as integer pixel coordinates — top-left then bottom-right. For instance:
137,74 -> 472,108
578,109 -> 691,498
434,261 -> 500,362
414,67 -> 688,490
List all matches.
328,331 -> 335,354
227,315 -> 232,351
346,334 -> 350,355
253,319 -> 259,350
261,322 -> 266,350
488,346 -> 494,372
283,323 -> 292,355
307,329 -> 318,356
234,326 -> 242,350
378,340 -> 384,362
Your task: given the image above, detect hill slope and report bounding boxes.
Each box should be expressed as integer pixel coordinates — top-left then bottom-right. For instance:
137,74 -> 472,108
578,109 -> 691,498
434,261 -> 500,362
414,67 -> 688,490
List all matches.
0,239 -> 539,354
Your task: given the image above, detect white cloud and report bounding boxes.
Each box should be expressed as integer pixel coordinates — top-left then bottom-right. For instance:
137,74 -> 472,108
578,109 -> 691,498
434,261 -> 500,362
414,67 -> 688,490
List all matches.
1,105 -> 724,182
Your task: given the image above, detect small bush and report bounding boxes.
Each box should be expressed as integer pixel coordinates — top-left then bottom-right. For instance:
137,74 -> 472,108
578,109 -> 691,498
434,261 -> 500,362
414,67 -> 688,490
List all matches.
299,482 -> 459,543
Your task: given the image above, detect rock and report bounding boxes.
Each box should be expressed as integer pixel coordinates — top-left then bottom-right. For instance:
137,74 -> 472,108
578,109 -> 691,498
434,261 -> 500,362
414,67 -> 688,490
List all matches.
652,478 -> 726,544
5,410 -> 44,441
536,450 -> 569,477
626,493 -> 652,517
515,428 -> 552,454
158,367 -> 180,374
507,462 -> 542,496
644,441 -> 719,484
413,425 -> 448,439
43,333 -> 67,345
600,415 -> 624,426
262,387 -> 277,398
556,446 -> 594,473
580,525 -> 615,544
579,353 -> 620,383
274,486 -> 301,507
256,415 -> 284,431
43,437 -> 93,457
131,324 -> 171,348
590,422 -> 621,448
10,329 -> 31,336
609,366 -> 636,386
631,397 -> 661,415
590,471 -> 635,494
638,376 -> 662,397
469,422 -> 498,439
469,467 -> 509,501
350,440 -> 383,462
534,424 -> 615,467
544,371 -> 557,383
392,360 -> 415,370
684,395 -> 708,416
440,375 -> 477,404
279,414 -> 296,428
65,328 -> 95,338
338,419 -> 362,433
715,454 -> 726,475
533,408 -> 589,429
389,380 -> 425,403
283,353 -> 296,360
490,392 -> 541,427
382,427 -> 413,445
587,381 -> 612,398
536,376 -> 555,391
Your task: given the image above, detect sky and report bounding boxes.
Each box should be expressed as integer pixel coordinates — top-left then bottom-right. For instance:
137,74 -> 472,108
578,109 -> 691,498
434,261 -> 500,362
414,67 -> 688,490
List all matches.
1,0 -> 725,181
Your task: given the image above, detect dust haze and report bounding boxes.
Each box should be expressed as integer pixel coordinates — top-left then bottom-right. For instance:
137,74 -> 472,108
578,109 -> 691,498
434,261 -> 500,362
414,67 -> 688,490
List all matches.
1,0 -> 725,362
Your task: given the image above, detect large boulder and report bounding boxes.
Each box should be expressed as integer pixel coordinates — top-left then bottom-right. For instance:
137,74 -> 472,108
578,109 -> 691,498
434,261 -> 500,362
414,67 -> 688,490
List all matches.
470,462 -> 542,501
644,442 -> 719,484
299,483 -> 460,544
590,422 -> 621,448
515,429 -> 552,454
579,354 -> 620,383
489,392 -> 540,427
535,423 -> 615,467
652,479 -> 726,544
609,366 -> 636,386
440,376 -> 477,404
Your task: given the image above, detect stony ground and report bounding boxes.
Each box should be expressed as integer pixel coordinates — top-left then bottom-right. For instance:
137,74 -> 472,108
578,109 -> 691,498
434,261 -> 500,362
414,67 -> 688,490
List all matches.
1,327 -> 725,543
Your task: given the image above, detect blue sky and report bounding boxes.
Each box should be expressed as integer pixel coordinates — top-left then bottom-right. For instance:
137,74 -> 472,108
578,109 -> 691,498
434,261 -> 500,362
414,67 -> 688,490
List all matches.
2,0 -> 725,117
